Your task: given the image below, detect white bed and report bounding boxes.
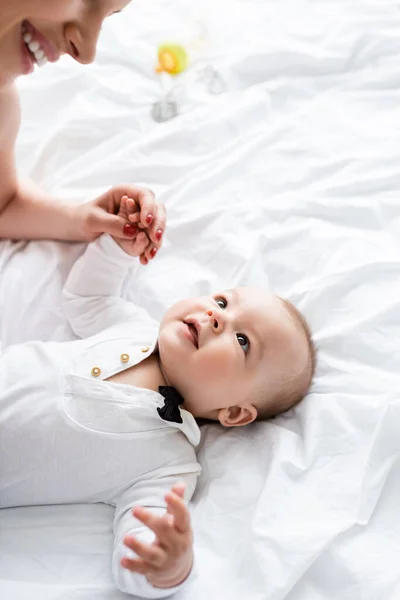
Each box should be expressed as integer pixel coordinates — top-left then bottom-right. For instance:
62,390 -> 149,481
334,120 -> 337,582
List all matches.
1,0 -> 400,598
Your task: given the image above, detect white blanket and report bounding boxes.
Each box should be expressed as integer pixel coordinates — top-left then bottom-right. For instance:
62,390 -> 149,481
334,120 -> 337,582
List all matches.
1,1 -> 400,598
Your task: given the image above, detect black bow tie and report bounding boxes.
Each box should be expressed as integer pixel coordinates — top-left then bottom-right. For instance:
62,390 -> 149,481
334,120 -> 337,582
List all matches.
157,386 -> 184,424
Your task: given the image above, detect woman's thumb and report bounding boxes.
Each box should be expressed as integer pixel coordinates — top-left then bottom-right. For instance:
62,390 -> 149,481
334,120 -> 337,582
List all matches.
93,210 -> 135,239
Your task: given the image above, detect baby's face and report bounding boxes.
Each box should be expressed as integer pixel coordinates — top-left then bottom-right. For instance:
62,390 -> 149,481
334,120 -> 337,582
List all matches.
158,287 -> 308,425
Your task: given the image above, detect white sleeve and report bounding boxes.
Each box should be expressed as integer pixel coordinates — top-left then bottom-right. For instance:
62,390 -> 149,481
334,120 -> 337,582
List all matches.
112,468 -> 200,598
63,234 -> 149,338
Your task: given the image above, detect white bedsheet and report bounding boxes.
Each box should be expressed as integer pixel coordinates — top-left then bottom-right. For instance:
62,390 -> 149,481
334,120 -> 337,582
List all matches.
1,0 -> 400,598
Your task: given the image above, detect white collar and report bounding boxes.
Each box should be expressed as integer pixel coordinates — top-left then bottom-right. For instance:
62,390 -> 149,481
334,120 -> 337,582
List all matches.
161,406 -> 201,447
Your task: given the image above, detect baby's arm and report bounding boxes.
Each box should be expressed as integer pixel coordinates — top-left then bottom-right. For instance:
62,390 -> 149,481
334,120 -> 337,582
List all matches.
63,233 -> 148,338
63,195 -> 165,338
113,471 -> 199,598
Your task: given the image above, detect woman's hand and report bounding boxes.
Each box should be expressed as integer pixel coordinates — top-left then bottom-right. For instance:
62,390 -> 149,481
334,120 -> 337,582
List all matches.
75,185 -> 166,256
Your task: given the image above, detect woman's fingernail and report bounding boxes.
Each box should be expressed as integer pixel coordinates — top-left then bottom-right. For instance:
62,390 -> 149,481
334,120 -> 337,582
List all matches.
123,223 -> 137,237
150,247 -> 157,258
156,229 -> 163,241
146,213 -> 153,225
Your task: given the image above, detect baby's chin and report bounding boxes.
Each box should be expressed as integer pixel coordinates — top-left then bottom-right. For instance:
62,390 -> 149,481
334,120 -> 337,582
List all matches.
156,326 -> 184,376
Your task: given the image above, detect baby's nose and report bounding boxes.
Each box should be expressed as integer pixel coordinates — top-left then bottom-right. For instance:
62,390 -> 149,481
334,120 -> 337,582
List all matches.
205,309 -> 222,331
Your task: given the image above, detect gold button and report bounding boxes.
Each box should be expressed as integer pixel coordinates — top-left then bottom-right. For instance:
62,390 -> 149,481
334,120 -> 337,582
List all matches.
91,367 -> 101,377
141,346 -> 150,353
120,353 -> 130,363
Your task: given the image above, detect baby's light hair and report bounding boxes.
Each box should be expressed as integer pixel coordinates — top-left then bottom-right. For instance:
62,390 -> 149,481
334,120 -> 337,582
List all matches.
256,299 -> 316,421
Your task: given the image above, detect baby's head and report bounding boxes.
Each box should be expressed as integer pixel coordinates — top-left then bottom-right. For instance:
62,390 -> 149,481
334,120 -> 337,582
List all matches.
158,287 -> 316,426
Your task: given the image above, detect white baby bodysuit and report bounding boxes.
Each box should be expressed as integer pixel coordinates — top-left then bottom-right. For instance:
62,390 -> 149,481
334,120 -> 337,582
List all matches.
0,234 -> 201,598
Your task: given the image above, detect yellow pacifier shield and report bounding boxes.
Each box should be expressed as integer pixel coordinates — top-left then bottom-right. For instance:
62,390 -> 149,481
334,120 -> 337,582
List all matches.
156,44 -> 189,75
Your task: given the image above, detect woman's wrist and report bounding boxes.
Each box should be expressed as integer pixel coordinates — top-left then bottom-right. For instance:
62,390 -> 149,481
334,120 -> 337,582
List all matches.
61,203 -> 87,241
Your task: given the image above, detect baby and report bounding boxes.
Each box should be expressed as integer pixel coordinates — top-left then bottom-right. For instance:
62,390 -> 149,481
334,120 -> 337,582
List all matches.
0,197 -> 316,598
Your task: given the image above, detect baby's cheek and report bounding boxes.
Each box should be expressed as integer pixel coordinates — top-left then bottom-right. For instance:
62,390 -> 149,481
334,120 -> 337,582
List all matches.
201,347 -> 236,381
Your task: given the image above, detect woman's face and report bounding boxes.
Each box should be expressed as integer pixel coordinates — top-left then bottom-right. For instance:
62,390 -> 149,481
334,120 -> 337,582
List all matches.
0,0 -> 130,88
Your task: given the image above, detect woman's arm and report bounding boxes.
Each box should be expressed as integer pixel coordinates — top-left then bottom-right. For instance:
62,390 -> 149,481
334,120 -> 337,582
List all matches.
0,84 -> 82,240
0,179 -> 84,240
0,179 -> 135,241
0,84 -> 159,242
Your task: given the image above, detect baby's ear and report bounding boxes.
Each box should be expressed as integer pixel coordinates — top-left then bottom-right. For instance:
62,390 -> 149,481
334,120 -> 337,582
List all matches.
217,404 -> 257,427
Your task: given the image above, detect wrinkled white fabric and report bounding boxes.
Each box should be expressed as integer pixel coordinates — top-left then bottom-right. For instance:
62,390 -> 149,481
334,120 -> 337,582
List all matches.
1,0 -> 400,599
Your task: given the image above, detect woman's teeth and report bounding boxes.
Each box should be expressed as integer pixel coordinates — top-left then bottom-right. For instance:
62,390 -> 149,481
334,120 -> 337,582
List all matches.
23,32 -> 48,67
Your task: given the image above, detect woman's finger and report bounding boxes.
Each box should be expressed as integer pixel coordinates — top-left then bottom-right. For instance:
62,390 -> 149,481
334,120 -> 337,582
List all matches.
137,238 -> 158,263
142,243 -> 158,262
147,203 -> 167,247
91,210 -> 135,239
139,238 -> 153,264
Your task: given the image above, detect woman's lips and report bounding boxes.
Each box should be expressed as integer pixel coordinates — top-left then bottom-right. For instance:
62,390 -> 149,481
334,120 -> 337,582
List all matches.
20,31 -> 34,75
23,20 -> 60,63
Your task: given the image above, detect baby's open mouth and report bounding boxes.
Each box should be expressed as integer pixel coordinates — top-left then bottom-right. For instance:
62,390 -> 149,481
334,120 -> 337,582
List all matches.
185,323 -> 199,349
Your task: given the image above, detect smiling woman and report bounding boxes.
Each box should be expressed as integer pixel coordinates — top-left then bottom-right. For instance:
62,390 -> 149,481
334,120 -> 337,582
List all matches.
0,0 -> 164,250
0,0 -> 128,83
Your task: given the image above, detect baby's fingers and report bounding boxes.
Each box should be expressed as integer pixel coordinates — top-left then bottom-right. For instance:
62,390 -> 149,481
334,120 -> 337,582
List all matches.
123,535 -> 165,567
132,507 -> 178,547
165,490 -> 190,534
130,231 -> 150,258
120,195 -> 129,215
125,196 -> 137,216
121,556 -> 147,574
128,212 -> 141,224
166,482 -> 185,521
171,483 -> 186,499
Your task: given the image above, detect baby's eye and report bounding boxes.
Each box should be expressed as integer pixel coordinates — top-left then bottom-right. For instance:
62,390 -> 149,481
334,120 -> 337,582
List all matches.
215,297 -> 227,309
236,333 -> 250,353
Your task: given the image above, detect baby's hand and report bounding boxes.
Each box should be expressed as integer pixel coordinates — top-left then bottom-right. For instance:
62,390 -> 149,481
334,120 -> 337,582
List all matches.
112,192 -> 166,265
121,483 -> 194,589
